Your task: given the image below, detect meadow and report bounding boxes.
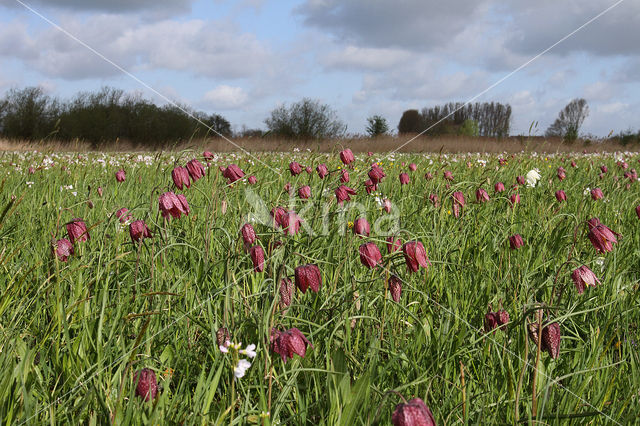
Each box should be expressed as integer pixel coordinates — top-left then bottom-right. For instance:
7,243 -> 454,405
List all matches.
0,147 -> 639,424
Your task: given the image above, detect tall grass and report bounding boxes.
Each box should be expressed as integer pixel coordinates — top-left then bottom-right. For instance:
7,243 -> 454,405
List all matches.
0,149 -> 638,424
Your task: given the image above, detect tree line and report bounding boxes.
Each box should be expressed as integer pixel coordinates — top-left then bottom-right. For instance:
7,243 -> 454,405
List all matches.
1,87 -> 637,144
0,86 -> 231,147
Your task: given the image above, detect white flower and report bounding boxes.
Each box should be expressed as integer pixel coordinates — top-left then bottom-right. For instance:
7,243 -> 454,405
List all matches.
233,359 -> 252,378
240,343 -> 257,358
583,187 -> 591,196
525,169 -> 541,187
219,345 -> 229,353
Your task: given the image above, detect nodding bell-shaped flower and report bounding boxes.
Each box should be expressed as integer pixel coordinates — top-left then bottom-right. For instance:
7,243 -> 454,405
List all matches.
365,179 -> 377,194
134,368 -> 158,402
452,191 -> 465,217
443,170 -> 454,181
115,169 -> 126,182
587,217 -> 619,253
240,223 -> 257,247
115,207 -> 132,223
335,185 -> 356,205
216,327 -> 231,348
289,161 -> 303,176
279,277 -> 294,309
555,190 -> 566,202
282,212 -> 302,236
557,168 -> 566,181
222,164 -> 245,183
66,218 -> 89,244
571,265 -> 601,294
271,206 -> 287,229
516,175 -> 525,186
399,172 -> 410,185
509,193 -> 520,207
158,192 -> 189,219
600,165 -> 608,173
305,166 -> 313,174
391,397 -> 436,426
340,169 -> 350,183
509,234 -> 524,250
590,188 -> 604,200
248,175 -> 257,184
294,264 -> 322,293
53,238 -> 74,262
172,166 -> 191,190
368,164 -> 386,184
386,236 -> 401,253
270,327 -> 313,363
485,309 -> 509,333
250,245 -> 265,272
542,322 -> 561,359
186,159 -> 205,182
339,148 -> 355,166
424,172 -> 434,180
129,220 -> 152,243
353,217 -> 370,237
316,163 -> 329,179
636,205 -> 640,219
203,151 -> 214,162
408,163 -> 417,172
494,182 -> 505,193
383,198 -> 392,213
429,193 -> 439,207
388,275 -> 402,302
359,242 -> 382,268
298,185 -> 311,199
475,188 -> 489,203
402,241 -> 430,273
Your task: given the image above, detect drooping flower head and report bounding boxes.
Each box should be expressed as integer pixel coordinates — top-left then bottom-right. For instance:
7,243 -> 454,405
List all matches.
129,220 -> 152,243
542,322 -> 561,359
316,163 -> 329,179
282,212 -> 302,236
408,163 -> 417,172
571,265 -> 601,294
359,242 -> 382,268
240,223 -> 256,247
494,182 -> 505,193
159,191 -> 189,219
115,207 -> 132,223
66,218 -> 89,244
335,185 -> 356,205
171,166 -> 191,190
339,148 -> 355,166
115,169 -> 126,182
53,238 -> 74,262
353,217 -> 370,237
509,234 -> 524,250
399,172 -> 410,185
298,185 -> 311,199
250,245 -> 265,272
452,191 -> 465,217
386,236 -> 401,253
222,164 -> 245,183
134,368 -> 158,401
270,327 -> 313,363
388,275 -> 402,302
294,264 -> 322,293
186,159 -> 206,182
476,188 -> 489,203
391,398 -> 436,426
289,161 -> 303,176
248,175 -> 257,184
368,164 -> 386,184
443,170 -> 454,181
586,217 -> 619,253
340,169 -> 350,183
402,241 -> 430,273
590,188 -> 604,200
555,190 -> 567,202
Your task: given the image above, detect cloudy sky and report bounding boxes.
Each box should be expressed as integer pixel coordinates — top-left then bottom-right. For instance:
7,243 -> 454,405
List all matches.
0,0 -> 638,137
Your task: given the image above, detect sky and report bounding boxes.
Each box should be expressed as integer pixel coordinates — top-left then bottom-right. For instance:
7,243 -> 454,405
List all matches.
0,0 -> 638,137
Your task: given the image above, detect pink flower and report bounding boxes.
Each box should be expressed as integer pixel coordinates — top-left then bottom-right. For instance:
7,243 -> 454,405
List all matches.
475,188 -> 489,203
368,164 -> 386,184
53,238 -> 74,262
443,170 -> 454,181
340,169 -> 350,183
353,217 -> 370,237
388,275 -> 402,302
557,168 -> 566,181
429,194 -> 439,207
516,175 -> 525,185
600,165 -> 608,173
509,193 -> 520,207
542,322 -> 561,359
158,192 -> 189,219
408,163 -> 417,171
359,242 -> 382,268
115,207 -> 132,223
97,187 -> 103,197
636,205 -> 640,219
115,169 -> 126,182
240,223 -> 256,247
399,172 -> 410,185
134,368 -> 158,401
424,172 -> 433,180
335,185 -> 356,205
587,218 -> 619,253
509,234 -> 524,250
402,241 -> 430,273
339,148 -> 355,166
171,166 -> 191,190
305,166 -> 313,174
186,159 -> 205,182
129,220 -> 152,243
270,328 -> 313,363
571,160 -> 577,168
66,218 -> 89,244
316,163 -> 329,179
364,179 -> 377,194
250,245 -> 265,272
494,182 -> 505,193
386,236 -> 401,253
367,151 -> 373,156
485,309 -> 509,333
282,212 -> 302,236
271,206 -> 287,228
294,264 -> 322,293
555,190 -> 567,202
248,175 -> 257,184
590,188 -> 604,200
203,151 -> 214,161
571,265 -> 601,294
279,277 -> 294,309
289,161 -> 303,176
298,185 -> 311,199
391,398 -> 436,426
222,164 -> 245,183
383,198 -> 392,213
452,191 -> 465,217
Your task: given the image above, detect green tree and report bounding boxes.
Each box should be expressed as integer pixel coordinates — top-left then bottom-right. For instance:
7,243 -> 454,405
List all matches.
459,119 -> 479,137
265,98 -> 346,139
545,98 -> 589,142
365,115 -> 389,137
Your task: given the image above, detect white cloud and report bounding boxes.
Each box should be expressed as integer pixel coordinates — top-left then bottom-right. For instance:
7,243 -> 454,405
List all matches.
321,46 -> 412,71
203,85 -> 249,109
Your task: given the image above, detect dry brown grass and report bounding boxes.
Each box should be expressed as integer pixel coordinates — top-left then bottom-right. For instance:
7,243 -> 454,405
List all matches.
0,135 -> 635,154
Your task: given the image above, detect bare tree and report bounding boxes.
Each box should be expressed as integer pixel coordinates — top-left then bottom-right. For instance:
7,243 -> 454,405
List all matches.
546,98 -> 589,141
265,98 -> 346,139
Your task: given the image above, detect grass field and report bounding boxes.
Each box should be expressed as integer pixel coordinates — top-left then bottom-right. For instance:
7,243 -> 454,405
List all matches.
0,148 -> 639,424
